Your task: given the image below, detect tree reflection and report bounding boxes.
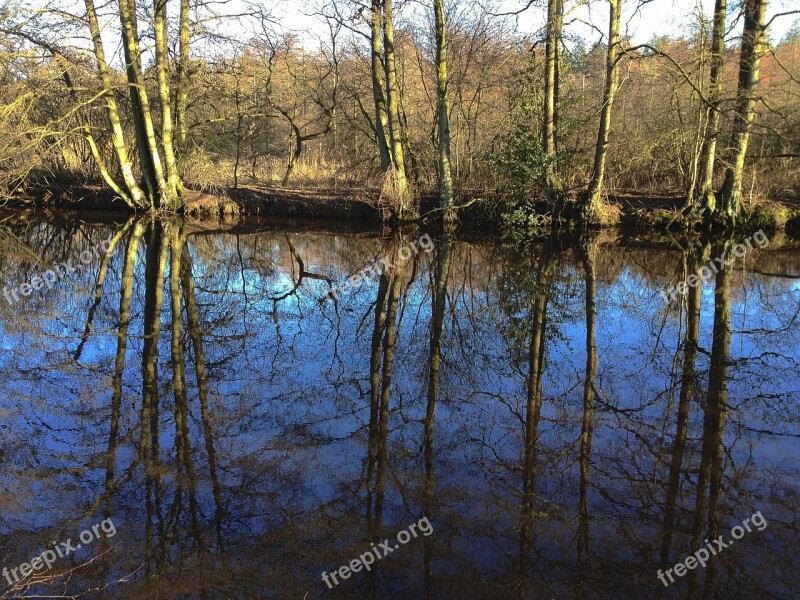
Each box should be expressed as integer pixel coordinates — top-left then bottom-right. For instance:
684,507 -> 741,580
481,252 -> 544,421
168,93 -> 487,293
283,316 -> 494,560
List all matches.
424,234 -> 452,600
658,238 -> 706,598
517,240 -> 557,600
0,214 -> 798,599
576,235 -> 599,599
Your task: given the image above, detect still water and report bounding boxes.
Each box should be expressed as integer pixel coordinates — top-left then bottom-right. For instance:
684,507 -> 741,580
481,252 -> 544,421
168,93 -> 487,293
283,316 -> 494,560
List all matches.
0,212 -> 798,599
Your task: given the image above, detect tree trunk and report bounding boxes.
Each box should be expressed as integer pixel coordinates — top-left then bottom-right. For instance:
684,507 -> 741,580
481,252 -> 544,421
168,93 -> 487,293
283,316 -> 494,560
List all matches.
154,0 -> 183,206
433,0 -> 454,223
582,0 -> 621,223
717,0 -> 767,225
383,0 -> 414,218
695,0 -> 727,215
370,0 -> 392,171
84,0 -> 147,209
543,0 -> 564,203
118,0 -> 170,207
176,0 -> 190,171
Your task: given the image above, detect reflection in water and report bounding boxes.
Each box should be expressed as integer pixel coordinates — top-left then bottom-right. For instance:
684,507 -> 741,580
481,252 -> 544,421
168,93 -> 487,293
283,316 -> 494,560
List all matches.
658,239 -> 706,599
0,212 -> 798,599
576,237 -> 598,600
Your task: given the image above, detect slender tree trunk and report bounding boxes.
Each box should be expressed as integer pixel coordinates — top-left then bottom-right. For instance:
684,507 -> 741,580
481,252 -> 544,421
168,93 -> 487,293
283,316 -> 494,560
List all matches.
154,0 -> 183,206
370,0 -> 392,171
85,0 -> 147,208
433,0 -> 454,223
695,0 -> 727,215
176,0 -> 190,171
383,0 -> 414,218
582,0 -> 622,223
718,0 -> 767,225
543,0 -> 564,203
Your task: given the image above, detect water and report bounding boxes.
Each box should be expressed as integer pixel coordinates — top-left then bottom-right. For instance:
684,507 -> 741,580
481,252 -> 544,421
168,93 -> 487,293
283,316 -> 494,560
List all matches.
0,212 -> 798,599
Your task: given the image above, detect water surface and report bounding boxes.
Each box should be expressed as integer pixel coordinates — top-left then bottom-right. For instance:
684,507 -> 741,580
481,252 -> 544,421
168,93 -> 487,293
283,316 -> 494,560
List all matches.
0,212 -> 798,599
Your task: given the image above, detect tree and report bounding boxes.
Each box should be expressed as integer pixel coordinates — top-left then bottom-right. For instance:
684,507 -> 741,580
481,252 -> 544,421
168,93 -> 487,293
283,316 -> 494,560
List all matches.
382,0 -> 414,218
694,0 -> 727,215
433,0 -> 455,223
370,0 -> 393,170
363,0 -> 415,218
582,0 -> 622,223
543,0 -> 564,203
6,0 -> 192,210
717,0 -> 768,225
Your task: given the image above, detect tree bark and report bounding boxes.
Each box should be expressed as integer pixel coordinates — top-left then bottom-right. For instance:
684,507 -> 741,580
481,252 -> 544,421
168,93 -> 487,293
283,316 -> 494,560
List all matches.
717,0 -> 767,225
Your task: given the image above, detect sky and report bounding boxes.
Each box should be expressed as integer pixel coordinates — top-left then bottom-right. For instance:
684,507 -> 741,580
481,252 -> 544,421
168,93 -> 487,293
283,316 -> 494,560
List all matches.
276,0 -> 799,48
19,0 -> 800,59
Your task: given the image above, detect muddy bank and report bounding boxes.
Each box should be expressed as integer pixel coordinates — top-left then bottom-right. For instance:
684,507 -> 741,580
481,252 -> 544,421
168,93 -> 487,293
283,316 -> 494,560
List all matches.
8,183 -> 800,234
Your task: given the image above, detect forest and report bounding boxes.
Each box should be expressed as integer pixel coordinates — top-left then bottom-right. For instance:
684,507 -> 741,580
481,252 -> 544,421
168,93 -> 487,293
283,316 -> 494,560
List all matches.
1,0 -> 799,229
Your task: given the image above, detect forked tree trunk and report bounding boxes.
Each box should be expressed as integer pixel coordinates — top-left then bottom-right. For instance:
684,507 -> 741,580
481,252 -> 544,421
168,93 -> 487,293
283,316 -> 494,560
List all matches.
433,0 -> 454,223
717,0 -> 767,225
118,0 -> 170,207
582,0 -> 621,223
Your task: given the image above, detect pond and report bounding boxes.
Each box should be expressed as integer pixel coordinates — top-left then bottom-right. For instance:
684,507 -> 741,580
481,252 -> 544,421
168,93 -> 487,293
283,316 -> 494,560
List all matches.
0,211 -> 798,599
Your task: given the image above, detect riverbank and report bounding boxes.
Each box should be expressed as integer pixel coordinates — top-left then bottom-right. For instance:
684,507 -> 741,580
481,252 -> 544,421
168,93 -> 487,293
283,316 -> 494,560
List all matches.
8,183 -> 800,234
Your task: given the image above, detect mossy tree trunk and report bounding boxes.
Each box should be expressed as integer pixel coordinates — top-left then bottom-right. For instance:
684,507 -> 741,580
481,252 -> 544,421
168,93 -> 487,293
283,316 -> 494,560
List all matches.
717,0 -> 767,226
581,0 -> 621,223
